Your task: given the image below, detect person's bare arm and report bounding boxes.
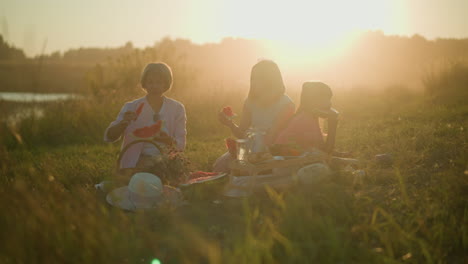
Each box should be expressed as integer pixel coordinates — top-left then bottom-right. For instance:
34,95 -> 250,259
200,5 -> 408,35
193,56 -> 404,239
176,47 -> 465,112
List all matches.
324,108 -> 339,153
302,108 -> 339,153
325,118 -> 340,154
105,111 -> 136,142
218,103 -> 251,139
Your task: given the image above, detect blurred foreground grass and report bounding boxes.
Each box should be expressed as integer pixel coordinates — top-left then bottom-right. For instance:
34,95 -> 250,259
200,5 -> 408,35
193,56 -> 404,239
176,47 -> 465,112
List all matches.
0,62 -> 467,263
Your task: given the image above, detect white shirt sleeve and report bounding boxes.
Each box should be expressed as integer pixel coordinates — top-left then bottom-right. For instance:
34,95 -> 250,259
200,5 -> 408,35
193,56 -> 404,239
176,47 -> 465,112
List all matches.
103,103 -> 129,143
173,104 -> 187,151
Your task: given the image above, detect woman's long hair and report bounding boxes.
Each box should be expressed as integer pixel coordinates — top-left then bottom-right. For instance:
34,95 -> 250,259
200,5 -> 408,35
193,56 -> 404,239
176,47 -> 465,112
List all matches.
248,60 -> 285,103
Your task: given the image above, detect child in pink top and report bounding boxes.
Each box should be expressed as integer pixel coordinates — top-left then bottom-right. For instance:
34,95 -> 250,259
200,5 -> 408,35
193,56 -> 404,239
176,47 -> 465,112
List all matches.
274,81 -> 338,154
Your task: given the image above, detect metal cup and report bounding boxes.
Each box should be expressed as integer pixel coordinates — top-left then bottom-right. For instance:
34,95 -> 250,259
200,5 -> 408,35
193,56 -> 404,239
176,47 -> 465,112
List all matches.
236,139 -> 250,161
248,130 -> 267,153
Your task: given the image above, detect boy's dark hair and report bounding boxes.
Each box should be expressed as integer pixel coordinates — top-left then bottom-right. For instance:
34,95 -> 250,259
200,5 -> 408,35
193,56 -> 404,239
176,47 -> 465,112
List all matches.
302,81 -> 332,98
248,60 -> 285,102
299,81 -> 333,112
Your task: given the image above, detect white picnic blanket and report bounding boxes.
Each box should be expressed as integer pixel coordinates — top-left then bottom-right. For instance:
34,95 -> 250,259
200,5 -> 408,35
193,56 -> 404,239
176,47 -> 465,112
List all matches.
224,163 -> 331,197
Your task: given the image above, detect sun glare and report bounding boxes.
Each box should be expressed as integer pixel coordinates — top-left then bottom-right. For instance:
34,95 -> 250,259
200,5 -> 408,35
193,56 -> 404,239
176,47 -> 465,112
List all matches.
218,0 -> 395,65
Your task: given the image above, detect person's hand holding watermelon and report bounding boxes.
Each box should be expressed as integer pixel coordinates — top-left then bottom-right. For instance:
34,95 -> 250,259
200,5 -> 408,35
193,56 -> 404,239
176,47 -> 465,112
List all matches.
119,102 -> 144,128
218,106 -> 237,127
119,111 -> 137,127
223,106 -> 236,119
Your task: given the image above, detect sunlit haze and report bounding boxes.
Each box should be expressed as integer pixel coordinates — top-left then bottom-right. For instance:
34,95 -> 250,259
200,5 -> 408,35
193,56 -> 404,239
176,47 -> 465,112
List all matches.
2,0 -> 468,57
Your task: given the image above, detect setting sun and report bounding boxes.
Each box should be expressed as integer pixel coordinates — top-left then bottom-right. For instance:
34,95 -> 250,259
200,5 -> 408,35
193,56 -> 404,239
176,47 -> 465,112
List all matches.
220,0 -> 393,41
215,0 -> 397,65
1,0 -> 467,263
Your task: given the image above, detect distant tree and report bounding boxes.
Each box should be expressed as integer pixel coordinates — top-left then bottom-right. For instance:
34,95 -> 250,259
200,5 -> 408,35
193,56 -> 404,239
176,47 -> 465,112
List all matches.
0,34 -> 26,60
61,44 -> 136,64
123,41 -> 133,50
49,51 -> 62,60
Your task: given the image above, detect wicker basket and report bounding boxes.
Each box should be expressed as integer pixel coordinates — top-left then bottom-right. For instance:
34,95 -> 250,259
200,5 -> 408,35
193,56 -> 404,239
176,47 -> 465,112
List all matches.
113,139 -> 164,184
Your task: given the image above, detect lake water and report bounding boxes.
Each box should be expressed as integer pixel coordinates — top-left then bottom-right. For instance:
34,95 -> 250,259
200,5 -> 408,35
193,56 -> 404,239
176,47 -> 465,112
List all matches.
0,92 -> 79,102
0,92 -> 81,124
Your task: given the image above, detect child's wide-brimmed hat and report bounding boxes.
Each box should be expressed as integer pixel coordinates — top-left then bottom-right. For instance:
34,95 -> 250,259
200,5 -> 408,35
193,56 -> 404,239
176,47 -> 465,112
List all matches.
106,172 -> 181,211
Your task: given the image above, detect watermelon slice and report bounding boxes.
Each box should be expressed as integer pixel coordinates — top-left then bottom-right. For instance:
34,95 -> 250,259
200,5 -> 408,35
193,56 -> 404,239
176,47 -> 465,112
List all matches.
132,120 -> 162,138
184,172 -> 227,185
186,176 -> 216,184
135,102 -> 144,118
222,106 -> 237,119
189,171 -> 219,179
179,172 -> 229,201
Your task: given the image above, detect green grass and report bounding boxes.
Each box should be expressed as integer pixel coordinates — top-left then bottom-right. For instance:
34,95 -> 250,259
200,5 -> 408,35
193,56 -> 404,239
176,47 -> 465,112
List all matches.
1,89 -> 467,263
1,60 -> 467,263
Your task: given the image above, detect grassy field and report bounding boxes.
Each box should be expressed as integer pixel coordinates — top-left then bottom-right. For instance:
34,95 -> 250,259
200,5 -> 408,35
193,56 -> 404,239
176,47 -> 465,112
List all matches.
0,62 -> 467,264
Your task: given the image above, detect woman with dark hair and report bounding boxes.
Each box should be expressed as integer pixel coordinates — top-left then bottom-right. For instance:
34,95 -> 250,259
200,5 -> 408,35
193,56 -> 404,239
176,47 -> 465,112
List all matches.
213,60 -> 295,172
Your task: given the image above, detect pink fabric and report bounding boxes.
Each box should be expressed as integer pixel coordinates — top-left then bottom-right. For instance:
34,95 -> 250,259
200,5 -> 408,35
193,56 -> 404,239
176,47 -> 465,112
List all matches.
274,112 -> 324,149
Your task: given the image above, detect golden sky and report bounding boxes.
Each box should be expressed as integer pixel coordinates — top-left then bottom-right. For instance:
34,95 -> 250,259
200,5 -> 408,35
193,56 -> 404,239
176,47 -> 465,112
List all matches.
2,0 -> 468,56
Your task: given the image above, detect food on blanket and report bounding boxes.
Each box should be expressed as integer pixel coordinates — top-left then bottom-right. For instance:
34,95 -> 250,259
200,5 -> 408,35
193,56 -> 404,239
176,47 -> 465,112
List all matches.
288,149 -> 302,156
222,106 -> 237,119
180,172 -> 229,200
225,138 -> 237,155
269,144 -> 303,156
186,176 -> 214,184
132,120 -> 162,138
189,171 -> 219,179
248,152 -> 273,163
186,174 -> 226,184
184,172 -> 227,185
